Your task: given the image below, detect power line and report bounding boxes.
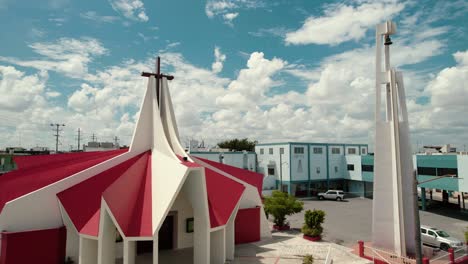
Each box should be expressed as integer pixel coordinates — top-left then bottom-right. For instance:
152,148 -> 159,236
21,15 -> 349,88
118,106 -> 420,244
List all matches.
50,123 -> 65,152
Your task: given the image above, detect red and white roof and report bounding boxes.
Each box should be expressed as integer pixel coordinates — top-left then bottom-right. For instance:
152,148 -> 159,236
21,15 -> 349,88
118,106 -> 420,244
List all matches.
0,71 -> 266,239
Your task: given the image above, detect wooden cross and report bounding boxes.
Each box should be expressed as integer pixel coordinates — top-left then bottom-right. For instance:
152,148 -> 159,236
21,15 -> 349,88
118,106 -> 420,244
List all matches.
141,56 -> 174,106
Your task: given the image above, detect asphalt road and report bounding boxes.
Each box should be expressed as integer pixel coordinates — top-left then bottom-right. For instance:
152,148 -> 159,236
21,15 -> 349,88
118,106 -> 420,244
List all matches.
271,197 -> 468,247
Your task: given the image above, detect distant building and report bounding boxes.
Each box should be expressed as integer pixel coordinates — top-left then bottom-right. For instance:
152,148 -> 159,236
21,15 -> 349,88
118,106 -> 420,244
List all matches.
190,151 -> 257,172
0,154 -> 16,175
83,141 -> 119,152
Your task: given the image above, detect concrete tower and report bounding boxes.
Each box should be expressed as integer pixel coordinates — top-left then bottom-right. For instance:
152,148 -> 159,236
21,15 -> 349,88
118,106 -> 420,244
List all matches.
372,21 -> 416,256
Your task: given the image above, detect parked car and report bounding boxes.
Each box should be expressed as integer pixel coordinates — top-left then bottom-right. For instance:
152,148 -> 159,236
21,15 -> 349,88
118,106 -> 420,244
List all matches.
421,225 -> 464,251
318,190 -> 344,201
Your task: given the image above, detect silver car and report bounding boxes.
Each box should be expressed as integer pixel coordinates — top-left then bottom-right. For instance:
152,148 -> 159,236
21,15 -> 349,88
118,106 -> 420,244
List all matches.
421,225 -> 464,251
318,190 -> 345,201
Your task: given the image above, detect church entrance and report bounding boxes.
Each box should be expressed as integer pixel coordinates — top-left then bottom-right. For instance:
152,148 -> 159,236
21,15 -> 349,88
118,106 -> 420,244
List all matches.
136,214 -> 174,255
158,215 -> 174,250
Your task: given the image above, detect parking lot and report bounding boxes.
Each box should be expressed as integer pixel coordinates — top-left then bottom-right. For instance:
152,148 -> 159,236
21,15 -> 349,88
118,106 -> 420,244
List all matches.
271,197 -> 468,248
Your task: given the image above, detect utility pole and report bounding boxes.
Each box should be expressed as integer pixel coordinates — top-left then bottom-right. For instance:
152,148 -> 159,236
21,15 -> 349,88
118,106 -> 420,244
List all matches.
91,133 -> 97,142
76,128 -> 82,151
114,136 -> 119,147
50,123 -> 65,153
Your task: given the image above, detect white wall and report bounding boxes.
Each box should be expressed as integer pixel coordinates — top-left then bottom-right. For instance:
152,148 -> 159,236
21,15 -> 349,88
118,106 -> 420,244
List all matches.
290,144 -> 308,181
170,189 -> 194,249
309,145 -> 327,181
328,145 -> 345,179
256,144 -> 289,181
344,155 -> 362,181
457,155 -> 468,193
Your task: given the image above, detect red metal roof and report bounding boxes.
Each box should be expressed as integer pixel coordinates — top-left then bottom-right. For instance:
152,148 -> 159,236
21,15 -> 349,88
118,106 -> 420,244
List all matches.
195,157 -> 263,196
0,149 -> 127,213
204,168 -> 245,228
57,153 -> 145,237
103,152 -> 152,237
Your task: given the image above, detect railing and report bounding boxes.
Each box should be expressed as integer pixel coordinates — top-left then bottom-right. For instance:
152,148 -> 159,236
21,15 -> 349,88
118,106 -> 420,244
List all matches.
357,241 -> 468,264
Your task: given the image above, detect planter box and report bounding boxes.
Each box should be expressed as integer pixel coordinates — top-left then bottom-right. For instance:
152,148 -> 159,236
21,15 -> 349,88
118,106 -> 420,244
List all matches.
303,234 -> 321,241
273,225 -> 290,231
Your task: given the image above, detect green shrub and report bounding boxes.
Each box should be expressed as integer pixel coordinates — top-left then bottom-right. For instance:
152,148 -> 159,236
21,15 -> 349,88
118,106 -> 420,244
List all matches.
301,209 -> 325,237
465,227 -> 468,243
303,254 -> 314,264
264,190 -> 304,227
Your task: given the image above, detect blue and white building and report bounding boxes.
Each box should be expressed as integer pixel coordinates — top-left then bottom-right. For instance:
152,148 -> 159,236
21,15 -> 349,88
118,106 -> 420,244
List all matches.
255,142 -> 369,196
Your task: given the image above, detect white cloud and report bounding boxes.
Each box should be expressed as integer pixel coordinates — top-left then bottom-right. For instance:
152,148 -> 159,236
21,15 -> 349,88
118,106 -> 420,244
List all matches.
0,66 -> 47,111
212,46 -> 226,73
0,37 -> 107,78
223,12 -> 238,26
80,11 -> 119,23
109,0 -> 148,22
206,0 -> 263,25
285,0 -> 405,45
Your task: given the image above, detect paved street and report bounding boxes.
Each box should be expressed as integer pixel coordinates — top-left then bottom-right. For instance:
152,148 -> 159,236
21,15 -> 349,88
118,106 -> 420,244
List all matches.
273,197 -> 467,247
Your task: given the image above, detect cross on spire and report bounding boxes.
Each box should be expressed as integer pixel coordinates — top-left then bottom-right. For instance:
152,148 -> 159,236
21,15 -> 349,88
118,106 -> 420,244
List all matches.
141,56 -> 175,106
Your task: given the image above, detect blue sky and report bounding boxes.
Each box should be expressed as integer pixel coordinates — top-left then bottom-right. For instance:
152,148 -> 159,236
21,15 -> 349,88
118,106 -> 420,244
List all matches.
0,0 -> 467,151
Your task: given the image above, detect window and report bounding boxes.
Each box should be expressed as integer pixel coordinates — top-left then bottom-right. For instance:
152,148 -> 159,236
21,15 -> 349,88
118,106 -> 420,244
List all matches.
331,147 -> 341,154
417,167 -> 458,177
362,165 -> 374,172
269,148 -> 273,155
437,168 -> 458,177
361,148 -> 367,154
260,148 -> 264,155
348,148 -> 356,155
267,168 -> 275,176
347,164 -> 355,171
421,228 -> 427,234
294,147 -> 304,154
316,167 -> 321,174
417,167 -> 437,176
280,147 -> 284,154
327,191 -> 336,195
334,166 -> 338,173
427,230 -> 436,237
313,147 -> 323,154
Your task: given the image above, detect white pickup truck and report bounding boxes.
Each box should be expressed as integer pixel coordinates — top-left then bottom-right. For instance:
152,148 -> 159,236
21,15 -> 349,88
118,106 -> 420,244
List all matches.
318,190 -> 345,201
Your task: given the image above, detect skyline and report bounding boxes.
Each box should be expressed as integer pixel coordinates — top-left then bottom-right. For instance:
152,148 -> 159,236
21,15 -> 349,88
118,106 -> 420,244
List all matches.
0,0 -> 467,151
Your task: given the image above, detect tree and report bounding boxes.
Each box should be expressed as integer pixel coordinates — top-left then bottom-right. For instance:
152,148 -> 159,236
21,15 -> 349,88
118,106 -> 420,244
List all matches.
302,209 -> 326,237
264,190 -> 303,227
217,138 -> 257,151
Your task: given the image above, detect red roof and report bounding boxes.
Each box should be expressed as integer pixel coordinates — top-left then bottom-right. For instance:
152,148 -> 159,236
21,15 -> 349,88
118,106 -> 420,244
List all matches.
0,149 -> 127,213
103,152 -> 152,237
57,153 -> 145,237
204,168 -> 245,228
195,157 -> 263,196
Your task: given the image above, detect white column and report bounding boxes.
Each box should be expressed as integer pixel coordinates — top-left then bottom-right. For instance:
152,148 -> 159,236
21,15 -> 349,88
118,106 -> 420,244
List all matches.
225,220 -> 235,260
153,237 -> 159,264
98,209 -> 116,264
79,237 -> 98,264
194,216 -> 210,264
210,229 -> 226,264
123,240 -> 136,264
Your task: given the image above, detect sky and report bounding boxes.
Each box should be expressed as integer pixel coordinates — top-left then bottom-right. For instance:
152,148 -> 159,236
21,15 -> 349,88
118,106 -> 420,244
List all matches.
0,0 -> 467,152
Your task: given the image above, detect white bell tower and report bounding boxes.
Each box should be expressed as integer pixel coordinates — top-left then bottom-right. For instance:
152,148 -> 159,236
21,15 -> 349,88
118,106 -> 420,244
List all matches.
372,21 -> 416,257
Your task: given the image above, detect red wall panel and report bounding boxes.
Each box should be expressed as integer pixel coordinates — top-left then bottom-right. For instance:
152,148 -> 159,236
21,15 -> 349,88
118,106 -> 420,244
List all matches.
0,227 -> 66,264
235,207 -> 261,244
